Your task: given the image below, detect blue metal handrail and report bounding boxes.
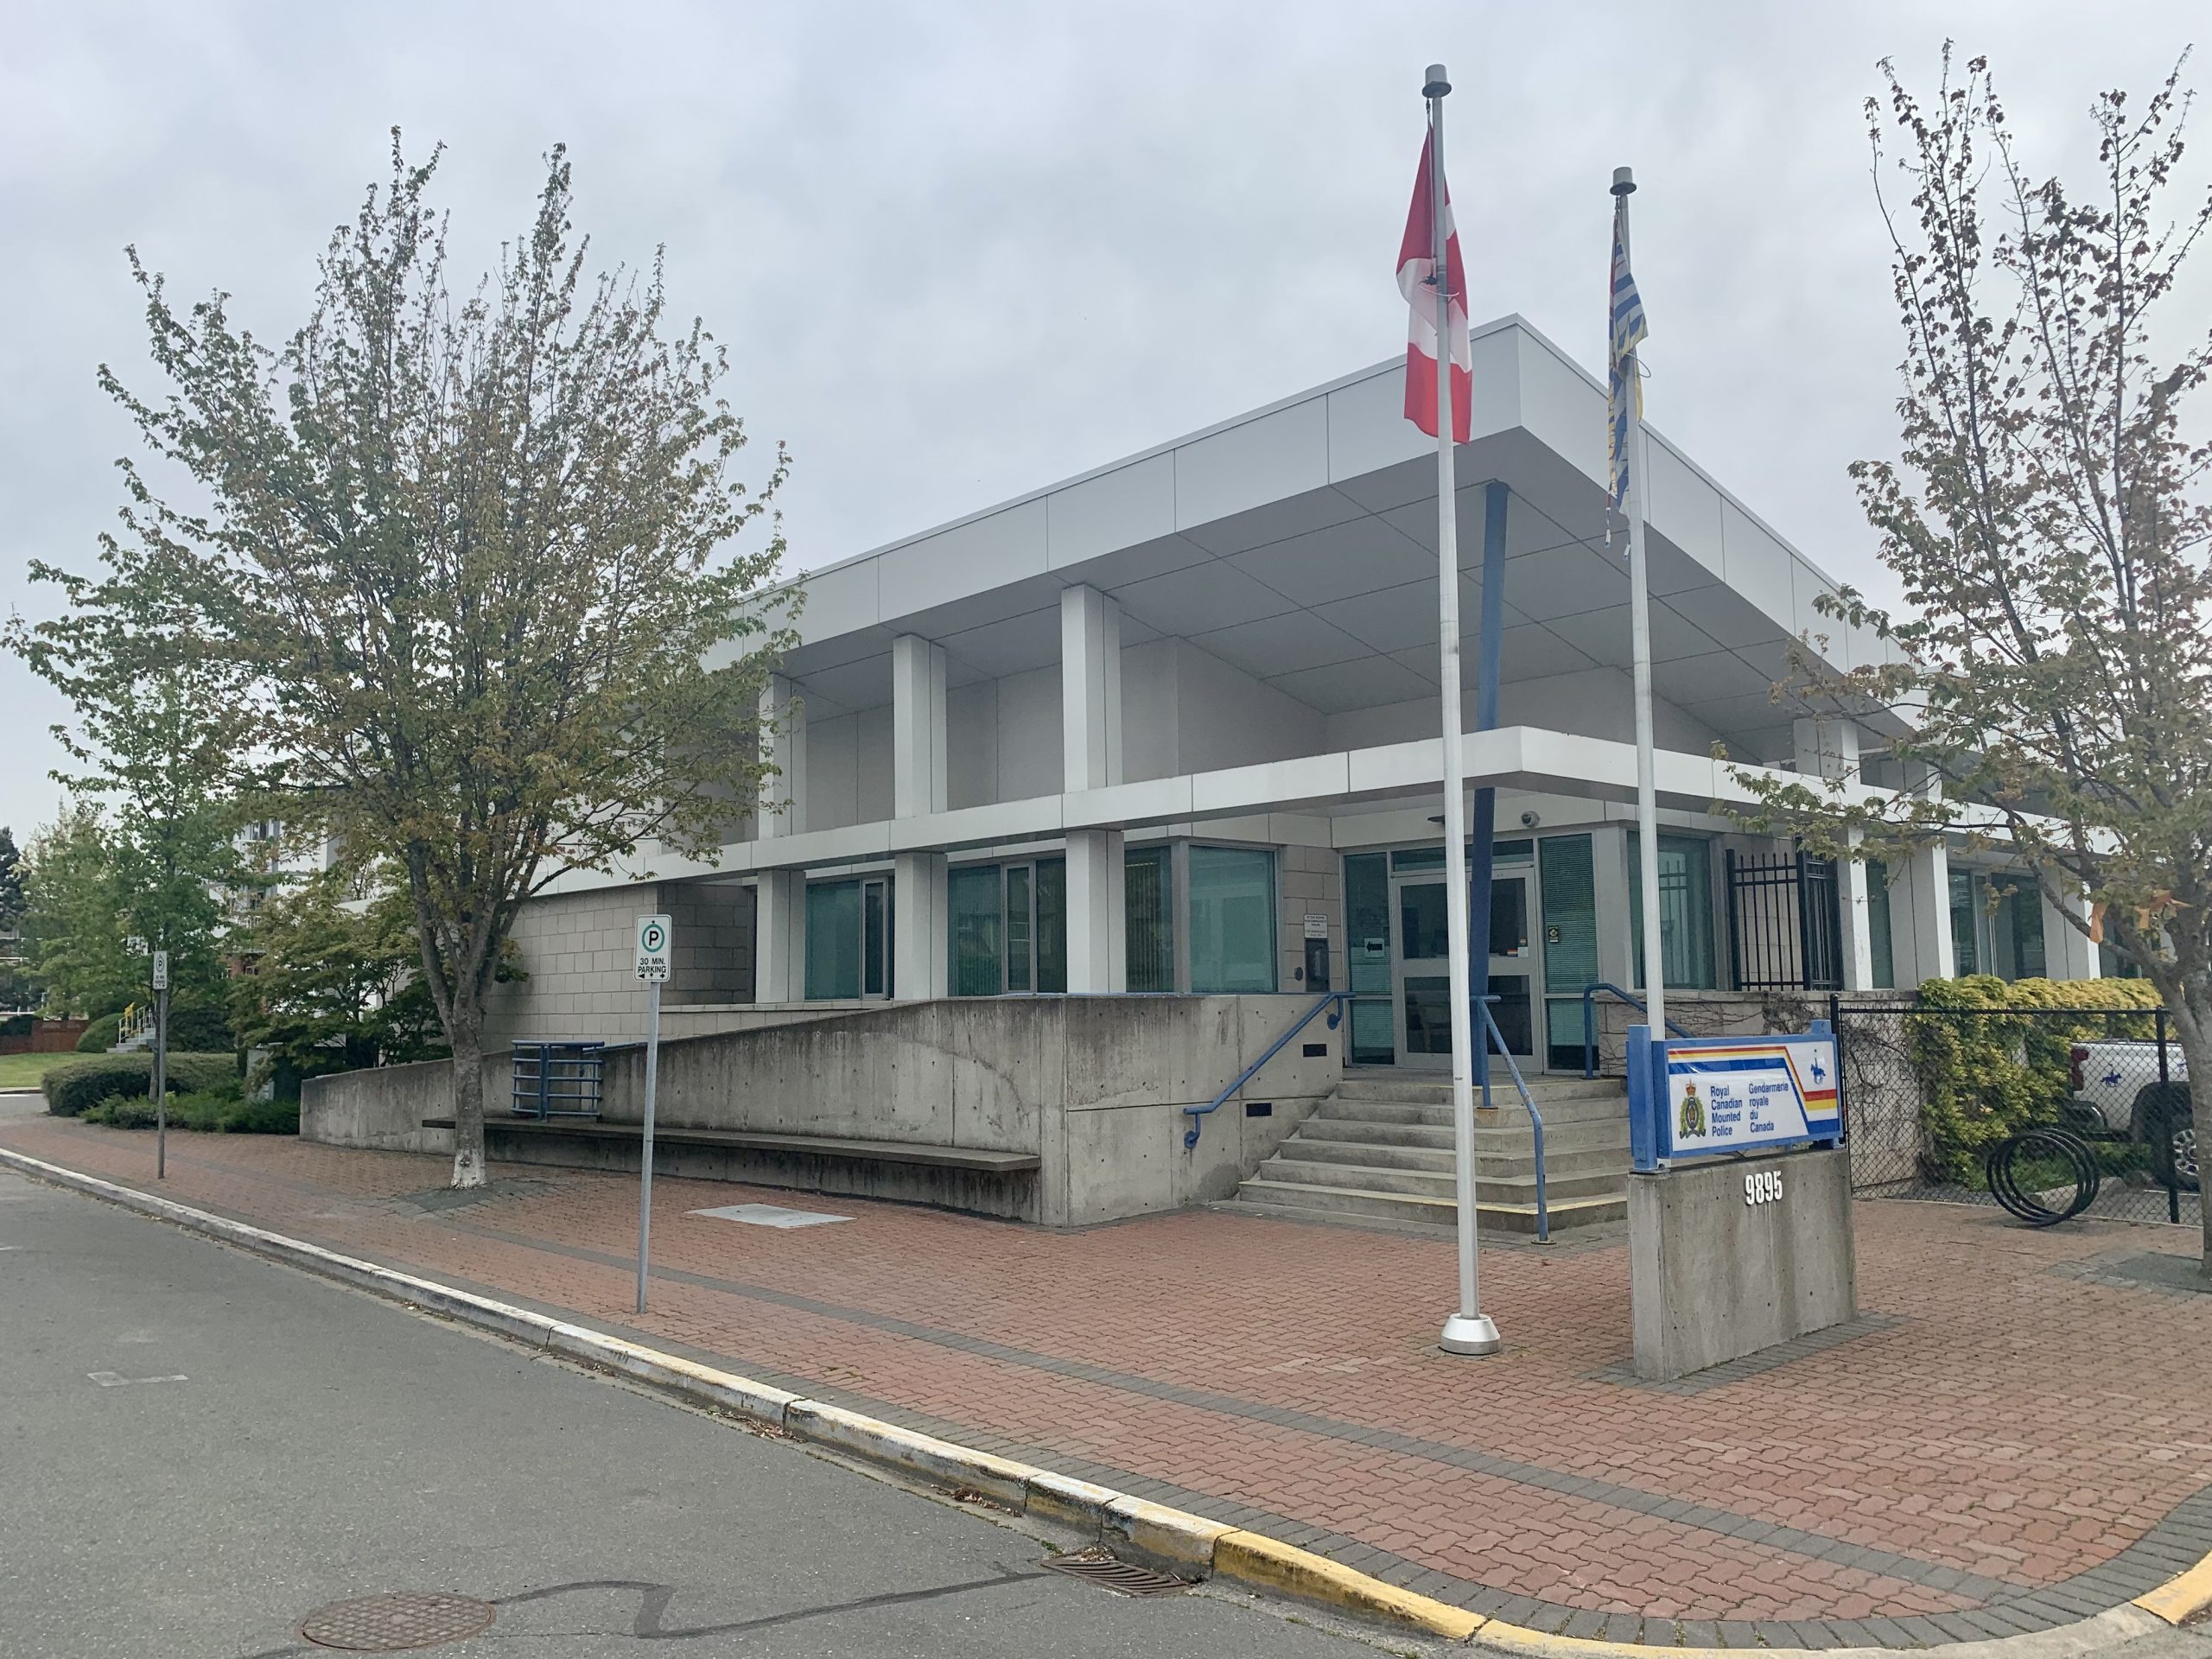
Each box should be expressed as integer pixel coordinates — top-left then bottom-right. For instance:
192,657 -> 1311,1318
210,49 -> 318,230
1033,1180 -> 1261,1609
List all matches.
1478,996 -> 1548,1243
1581,982 -> 1692,1078
1185,992 -> 1350,1151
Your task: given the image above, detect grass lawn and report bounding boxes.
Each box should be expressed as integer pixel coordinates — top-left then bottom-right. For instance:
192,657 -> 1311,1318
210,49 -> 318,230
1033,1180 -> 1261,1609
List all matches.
0,1050 -> 80,1091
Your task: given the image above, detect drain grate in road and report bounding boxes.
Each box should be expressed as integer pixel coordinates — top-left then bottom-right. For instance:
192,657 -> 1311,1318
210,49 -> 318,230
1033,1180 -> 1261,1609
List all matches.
298,1592 -> 497,1651
1039,1546 -> 1190,1597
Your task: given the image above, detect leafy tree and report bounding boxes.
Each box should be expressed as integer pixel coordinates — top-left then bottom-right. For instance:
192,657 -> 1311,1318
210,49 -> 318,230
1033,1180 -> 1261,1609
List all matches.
16,806 -> 137,1019
1732,50 -> 2212,1265
230,872 -> 448,1090
0,826 -> 25,936
16,137 -> 796,1185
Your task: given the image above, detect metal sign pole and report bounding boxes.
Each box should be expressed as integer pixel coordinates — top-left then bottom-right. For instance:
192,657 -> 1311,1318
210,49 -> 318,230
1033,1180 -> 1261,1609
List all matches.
633,913 -> 671,1315
151,950 -> 169,1181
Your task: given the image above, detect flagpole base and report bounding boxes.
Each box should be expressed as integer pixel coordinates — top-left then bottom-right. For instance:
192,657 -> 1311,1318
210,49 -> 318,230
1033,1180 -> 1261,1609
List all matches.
1440,1313 -> 1503,1357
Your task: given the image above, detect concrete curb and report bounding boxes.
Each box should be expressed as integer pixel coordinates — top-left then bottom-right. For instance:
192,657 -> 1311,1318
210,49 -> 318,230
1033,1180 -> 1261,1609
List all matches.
5,1145 -> 2209,1652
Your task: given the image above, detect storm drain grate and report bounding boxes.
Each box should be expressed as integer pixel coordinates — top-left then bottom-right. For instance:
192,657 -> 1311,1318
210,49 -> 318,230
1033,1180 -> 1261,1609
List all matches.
1040,1546 -> 1191,1597
299,1592 -> 497,1651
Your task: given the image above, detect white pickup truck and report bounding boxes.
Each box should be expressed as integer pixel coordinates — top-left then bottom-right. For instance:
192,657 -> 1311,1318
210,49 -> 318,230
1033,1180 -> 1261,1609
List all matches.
2069,1039 -> 2195,1189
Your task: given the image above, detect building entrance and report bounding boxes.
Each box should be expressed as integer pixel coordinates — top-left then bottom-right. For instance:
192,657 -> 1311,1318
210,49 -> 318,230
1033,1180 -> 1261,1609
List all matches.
1389,861 -> 1540,1071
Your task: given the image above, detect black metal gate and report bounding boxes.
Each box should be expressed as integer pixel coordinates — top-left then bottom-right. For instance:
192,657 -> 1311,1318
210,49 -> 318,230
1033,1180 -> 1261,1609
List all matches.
1726,849 -> 1842,991
1833,1001 -> 2196,1227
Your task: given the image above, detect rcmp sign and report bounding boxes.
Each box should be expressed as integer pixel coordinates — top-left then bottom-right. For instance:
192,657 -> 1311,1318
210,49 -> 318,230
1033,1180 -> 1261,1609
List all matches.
1662,1035 -> 1839,1160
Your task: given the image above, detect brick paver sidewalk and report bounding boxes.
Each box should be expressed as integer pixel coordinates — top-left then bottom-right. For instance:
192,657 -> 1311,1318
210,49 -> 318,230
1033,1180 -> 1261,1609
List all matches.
7,1109 -> 2211,1648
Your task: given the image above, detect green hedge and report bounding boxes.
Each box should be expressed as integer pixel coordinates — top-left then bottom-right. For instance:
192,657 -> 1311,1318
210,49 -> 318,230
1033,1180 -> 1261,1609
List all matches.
1907,976 -> 2164,1183
41,1053 -> 239,1118
84,1090 -> 296,1135
75,1014 -> 123,1052
165,1004 -> 235,1053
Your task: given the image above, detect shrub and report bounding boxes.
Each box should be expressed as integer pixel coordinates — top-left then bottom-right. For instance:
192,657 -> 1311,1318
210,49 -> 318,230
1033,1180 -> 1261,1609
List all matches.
1907,976 -> 2164,1183
0,1014 -> 33,1039
76,1013 -> 123,1052
165,1003 -> 235,1054
41,1053 -> 239,1117
85,1089 -> 296,1135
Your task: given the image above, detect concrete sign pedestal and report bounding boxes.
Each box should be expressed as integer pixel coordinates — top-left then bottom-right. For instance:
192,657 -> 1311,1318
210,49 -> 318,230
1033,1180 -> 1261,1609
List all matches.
1628,1146 -> 1856,1382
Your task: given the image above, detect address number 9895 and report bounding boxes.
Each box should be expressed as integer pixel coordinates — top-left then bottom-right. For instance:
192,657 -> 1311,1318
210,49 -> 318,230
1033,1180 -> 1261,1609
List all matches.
1744,1169 -> 1783,1206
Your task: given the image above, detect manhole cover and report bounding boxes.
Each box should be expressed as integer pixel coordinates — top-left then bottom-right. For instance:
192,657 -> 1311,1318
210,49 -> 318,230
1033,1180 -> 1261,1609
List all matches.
1039,1546 -> 1190,1597
299,1592 -> 496,1651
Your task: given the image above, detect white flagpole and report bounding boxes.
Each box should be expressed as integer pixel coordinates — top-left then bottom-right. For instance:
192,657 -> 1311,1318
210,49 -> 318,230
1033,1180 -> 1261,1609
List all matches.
1428,63 -> 1499,1359
1615,168 -> 1667,1046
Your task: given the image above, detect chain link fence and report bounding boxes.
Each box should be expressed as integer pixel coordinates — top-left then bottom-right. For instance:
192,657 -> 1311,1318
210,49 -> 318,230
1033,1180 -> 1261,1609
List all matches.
1836,1002 -> 2196,1228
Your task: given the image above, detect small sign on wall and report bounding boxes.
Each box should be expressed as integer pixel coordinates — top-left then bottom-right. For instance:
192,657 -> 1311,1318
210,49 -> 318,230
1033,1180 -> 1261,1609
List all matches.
1302,912 -> 1329,939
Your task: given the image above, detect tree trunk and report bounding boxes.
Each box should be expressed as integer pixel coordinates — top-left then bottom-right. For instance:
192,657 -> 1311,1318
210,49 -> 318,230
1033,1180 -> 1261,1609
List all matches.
448,1001 -> 488,1190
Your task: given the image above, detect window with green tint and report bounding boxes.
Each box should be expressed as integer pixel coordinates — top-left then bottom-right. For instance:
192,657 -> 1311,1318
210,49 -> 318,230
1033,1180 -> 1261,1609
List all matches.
1005,865 -> 1033,992
1949,868 -> 1980,976
947,864 -> 1002,996
1125,845 -> 1174,992
1035,857 -> 1067,993
1188,845 -> 1276,993
1540,835 -> 1599,1069
1866,859 -> 1896,988
1391,846 -> 1445,874
1629,833 -> 1717,989
1344,852 -> 1393,1065
1998,880 -> 2045,981
1492,838 -> 1535,865
805,880 -> 861,1000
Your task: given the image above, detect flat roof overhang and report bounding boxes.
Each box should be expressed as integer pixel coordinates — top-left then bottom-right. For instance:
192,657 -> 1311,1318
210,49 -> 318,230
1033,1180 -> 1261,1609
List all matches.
750,315 -> 1907,763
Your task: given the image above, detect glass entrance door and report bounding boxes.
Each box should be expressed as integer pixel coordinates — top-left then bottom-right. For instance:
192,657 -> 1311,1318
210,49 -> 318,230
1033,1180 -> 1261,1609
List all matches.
1391,868 -> 1541,1071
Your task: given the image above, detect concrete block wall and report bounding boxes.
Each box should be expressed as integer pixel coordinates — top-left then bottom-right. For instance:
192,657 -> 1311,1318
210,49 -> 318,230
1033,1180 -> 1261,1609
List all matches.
486,886 -> 655,1042
661,881 -> 755,1007
1274,842 -> 1344,995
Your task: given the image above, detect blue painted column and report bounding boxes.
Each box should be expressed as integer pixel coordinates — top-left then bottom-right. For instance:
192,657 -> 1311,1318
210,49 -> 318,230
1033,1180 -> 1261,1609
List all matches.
1465,481 -> 1510,1085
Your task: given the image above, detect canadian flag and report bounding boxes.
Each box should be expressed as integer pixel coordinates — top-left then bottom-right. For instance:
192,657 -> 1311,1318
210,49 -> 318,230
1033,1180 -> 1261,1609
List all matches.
1396,130 -> 1472,442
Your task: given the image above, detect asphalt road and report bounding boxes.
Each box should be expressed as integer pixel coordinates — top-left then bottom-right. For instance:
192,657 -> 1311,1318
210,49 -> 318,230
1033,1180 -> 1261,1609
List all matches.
0,1155 -> 1388,1659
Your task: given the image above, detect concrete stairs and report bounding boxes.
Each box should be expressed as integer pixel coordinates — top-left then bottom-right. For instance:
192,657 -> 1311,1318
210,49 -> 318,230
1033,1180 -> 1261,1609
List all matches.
1224,1072 -> 1630,1236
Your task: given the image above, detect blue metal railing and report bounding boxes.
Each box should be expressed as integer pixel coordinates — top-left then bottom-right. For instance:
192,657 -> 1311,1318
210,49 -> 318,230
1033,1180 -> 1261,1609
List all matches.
1478,995 -> 1548,1243
1581,982 -> 1692,1078
1184,993 -> 1349,1151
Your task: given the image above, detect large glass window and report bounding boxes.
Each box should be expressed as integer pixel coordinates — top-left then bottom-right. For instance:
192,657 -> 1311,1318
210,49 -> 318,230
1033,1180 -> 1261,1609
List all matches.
1035,858 -> 1067,994
1540,834 -> 1599,1069
1125,845 -> 1175,992
806,880 -> 862,1000
1995,880 -> 2047,981
948,865 -> 1003,997
1344,851 -> 1393,1064
1629,833 -> 1717,990
1188,845 -> 1276,993
948,858 -> 1066,996
1949,868 -> 1981,976
1866,858 -> 1897,989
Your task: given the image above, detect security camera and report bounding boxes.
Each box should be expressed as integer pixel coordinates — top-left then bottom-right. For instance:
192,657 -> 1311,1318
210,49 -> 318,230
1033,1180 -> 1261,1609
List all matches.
1519,810 -> 1541,829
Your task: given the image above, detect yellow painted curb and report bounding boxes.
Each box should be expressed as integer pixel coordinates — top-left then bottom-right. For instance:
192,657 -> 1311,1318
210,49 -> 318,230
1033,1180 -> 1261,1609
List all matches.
1212,1529 -> 1486,1642
2134,1548 -> 2212,1625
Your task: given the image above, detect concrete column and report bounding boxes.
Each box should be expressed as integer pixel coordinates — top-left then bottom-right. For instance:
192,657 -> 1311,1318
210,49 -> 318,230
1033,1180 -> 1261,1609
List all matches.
893,853 -> 947,1000
2043,885 -> 2101,982
1897,762 -> 1955,986
756,673 -> 806,837
1065,829 -> 1126,993
1060,584 -> 1122,792
754,869 -> 807,1002
890,635 -> 949,999
1060,587 -> 1125,995
892,635 -> 948,820
1794,717 -> 1875,990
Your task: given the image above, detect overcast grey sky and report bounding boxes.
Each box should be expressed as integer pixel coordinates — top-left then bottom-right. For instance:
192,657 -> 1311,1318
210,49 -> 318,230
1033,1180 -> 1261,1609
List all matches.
2,0 -> 2202,839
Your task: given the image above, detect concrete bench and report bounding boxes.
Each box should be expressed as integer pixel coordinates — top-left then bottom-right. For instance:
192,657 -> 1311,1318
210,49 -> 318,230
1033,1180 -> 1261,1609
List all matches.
416,1116 -> 1043,1219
